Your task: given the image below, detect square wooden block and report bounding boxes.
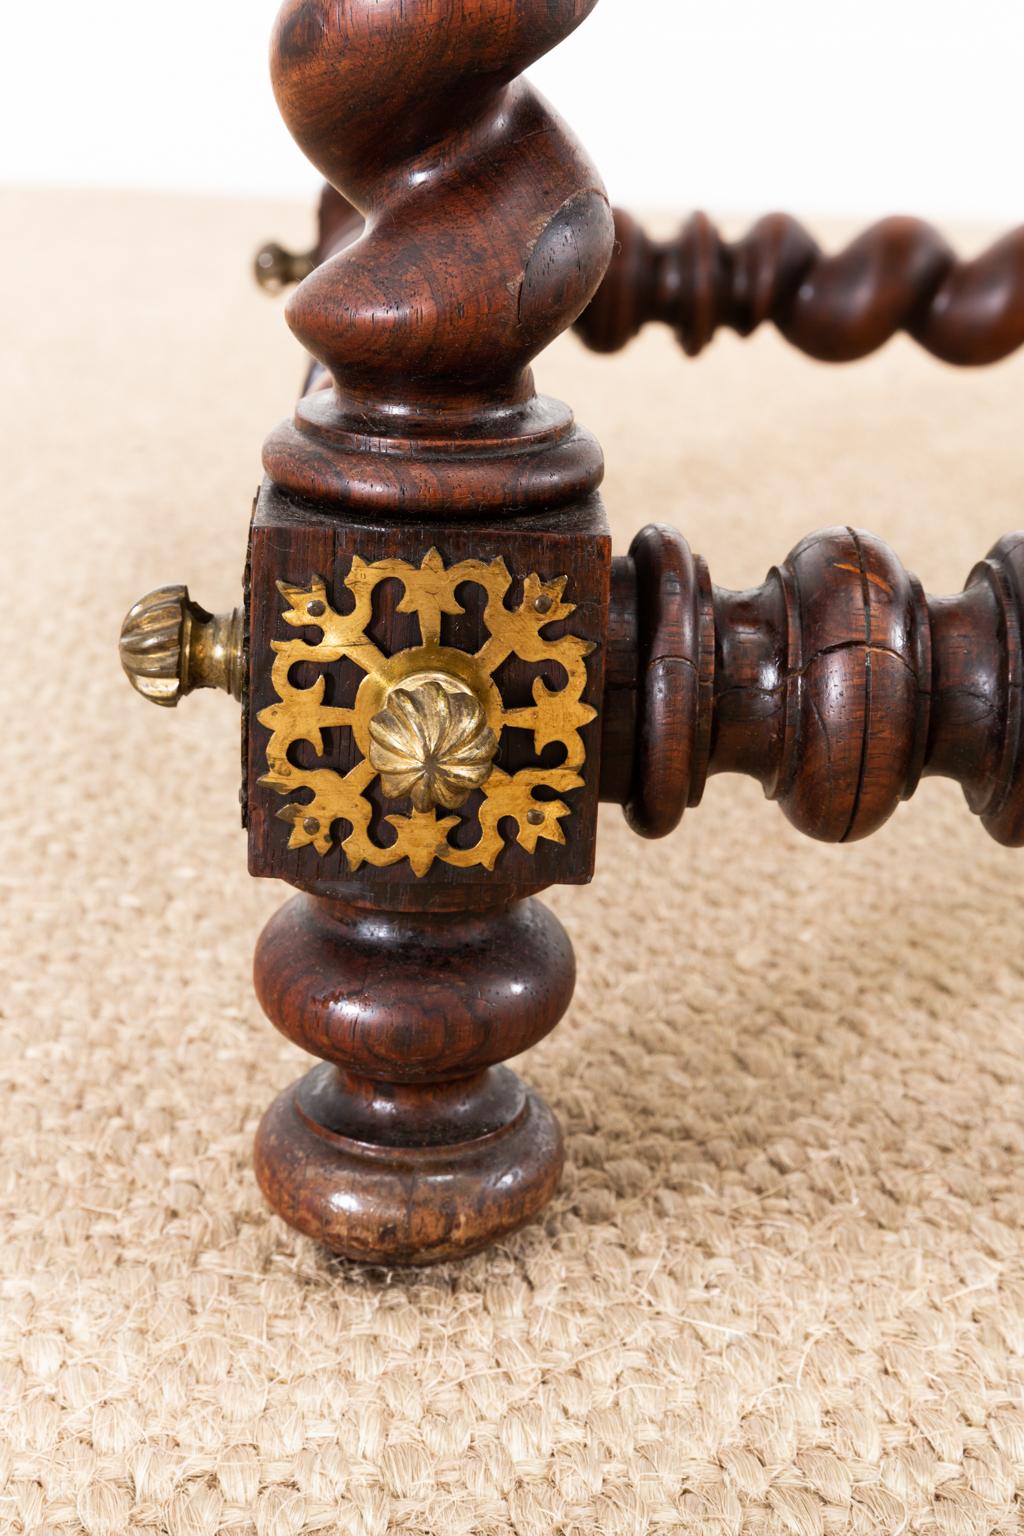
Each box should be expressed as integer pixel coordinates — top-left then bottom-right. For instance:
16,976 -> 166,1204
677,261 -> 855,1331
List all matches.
245,481 -> 610,898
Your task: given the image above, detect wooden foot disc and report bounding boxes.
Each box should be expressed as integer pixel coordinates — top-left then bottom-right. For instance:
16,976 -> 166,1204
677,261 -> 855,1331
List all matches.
254,1065 -> 564,1266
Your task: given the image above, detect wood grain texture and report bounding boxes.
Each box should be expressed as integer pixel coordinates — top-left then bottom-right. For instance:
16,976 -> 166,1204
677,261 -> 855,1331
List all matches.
623,524 -> 714,839
576,209 -> 1024,365
254,893 -> 576,1081
611,525 -> 1024,847
265,193 -> 1024,371
253,892 -> 572,1264
261,0 -> 614,516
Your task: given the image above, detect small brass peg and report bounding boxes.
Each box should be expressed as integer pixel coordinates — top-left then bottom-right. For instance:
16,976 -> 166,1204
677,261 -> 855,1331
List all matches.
253,241 -> 317,292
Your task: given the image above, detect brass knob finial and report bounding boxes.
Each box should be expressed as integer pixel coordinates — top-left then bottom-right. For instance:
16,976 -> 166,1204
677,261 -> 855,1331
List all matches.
119,586 -> 244,707
369,672 -> 498,812
253,241 -> 316,292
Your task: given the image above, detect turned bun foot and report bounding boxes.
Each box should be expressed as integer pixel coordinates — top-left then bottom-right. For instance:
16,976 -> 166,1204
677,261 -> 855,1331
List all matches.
252,893 -> 574,1264
254,1068 -> 562,1265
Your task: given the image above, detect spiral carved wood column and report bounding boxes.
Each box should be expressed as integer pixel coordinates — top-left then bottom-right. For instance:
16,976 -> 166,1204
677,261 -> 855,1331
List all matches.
576,210 -> 1024,365
262,197 -> 1024,370
262,0 -> 613,514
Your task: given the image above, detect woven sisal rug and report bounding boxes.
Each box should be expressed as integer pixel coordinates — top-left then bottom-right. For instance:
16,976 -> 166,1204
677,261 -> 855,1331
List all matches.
2,188 -> 1023,1535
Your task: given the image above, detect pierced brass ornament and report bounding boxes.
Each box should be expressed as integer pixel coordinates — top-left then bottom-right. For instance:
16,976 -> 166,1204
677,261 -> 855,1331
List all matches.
257,549 -> 597,876
119,586 -> 245,707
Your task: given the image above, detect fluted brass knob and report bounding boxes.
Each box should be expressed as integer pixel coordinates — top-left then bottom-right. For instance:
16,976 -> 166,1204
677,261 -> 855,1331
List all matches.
369,672 -> 498,812
119,586 -> 244,707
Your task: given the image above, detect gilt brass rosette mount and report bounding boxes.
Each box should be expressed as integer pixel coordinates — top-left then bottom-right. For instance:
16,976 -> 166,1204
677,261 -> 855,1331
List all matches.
257,549 -> 597,876
368,672 -> 499,813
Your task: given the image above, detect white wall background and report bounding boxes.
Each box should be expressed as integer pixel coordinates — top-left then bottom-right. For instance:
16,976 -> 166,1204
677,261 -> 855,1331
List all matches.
4,0 -> 1023,222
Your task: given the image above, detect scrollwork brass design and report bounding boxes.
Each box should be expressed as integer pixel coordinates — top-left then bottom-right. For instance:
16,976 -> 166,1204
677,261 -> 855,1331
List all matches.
257,549 -> 596,876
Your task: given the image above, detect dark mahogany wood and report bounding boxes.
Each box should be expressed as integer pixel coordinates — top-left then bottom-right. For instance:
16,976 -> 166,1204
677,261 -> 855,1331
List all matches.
622,524 -> 714,839
245,0 -> 614,1265
262,197 -> 1024,369
262,0 -> 614,515
576,210 -> 1024,365
606,526 -> 1024,848
254,890 -> 572,1264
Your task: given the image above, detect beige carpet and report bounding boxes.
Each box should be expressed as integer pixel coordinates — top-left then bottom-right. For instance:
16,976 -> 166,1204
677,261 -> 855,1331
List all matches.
2,187 -> 1023,1536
